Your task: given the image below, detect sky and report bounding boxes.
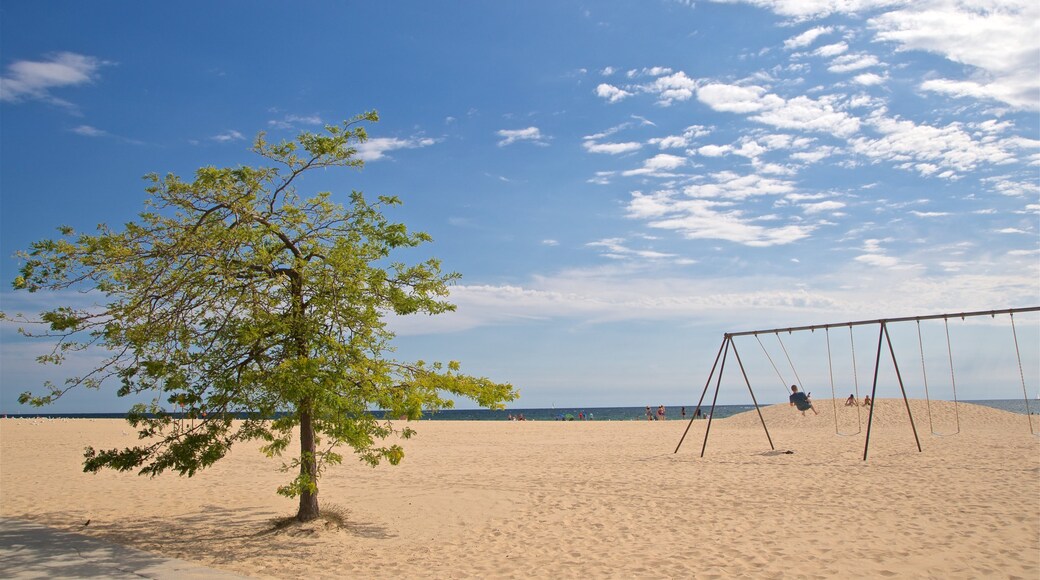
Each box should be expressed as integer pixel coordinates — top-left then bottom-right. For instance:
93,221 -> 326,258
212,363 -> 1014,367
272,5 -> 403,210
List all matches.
1,0 -> 1038,413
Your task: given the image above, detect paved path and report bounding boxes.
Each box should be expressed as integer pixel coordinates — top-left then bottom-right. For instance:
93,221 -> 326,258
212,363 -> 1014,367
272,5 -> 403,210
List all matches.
0,517 -> 251,579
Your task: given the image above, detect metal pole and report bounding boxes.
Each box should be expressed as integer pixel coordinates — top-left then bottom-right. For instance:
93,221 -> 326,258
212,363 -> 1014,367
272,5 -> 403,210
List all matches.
675,337 -> 727,454
731,338 -> 774,450
700,337 -> 731,458
863,322 -> 886,461
886,321 -> 922,452
726,306 -> 1040,339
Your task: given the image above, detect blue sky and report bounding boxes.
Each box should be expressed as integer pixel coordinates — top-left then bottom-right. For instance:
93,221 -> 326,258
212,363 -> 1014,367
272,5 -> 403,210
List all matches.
1,1 -> 1038,413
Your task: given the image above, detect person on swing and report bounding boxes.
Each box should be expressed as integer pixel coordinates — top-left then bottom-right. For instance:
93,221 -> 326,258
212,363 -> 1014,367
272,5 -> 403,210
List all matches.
789,385 -> 818,416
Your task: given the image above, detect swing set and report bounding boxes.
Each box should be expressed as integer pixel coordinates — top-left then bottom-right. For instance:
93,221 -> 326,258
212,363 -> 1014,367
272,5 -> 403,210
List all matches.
674,307 -> 1040,461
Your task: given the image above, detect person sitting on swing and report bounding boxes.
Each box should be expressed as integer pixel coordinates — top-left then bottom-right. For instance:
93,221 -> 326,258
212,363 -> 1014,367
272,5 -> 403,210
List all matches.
845,393 -> 858,406
789,385 -> 818,416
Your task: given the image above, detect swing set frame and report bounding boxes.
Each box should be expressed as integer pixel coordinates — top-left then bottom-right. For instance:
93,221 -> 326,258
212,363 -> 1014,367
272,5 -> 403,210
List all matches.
674,306 -> 1040,461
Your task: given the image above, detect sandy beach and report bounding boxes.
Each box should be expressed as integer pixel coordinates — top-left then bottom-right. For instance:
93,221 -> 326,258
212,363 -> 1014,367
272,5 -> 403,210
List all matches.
1,399 -> 1037,579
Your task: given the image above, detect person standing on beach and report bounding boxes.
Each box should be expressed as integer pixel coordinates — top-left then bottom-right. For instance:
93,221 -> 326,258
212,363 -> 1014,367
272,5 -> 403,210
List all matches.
681,406 -> 686,420
657,405 -> 666,420
789,385 -> 818,416
646,406 -> 652,421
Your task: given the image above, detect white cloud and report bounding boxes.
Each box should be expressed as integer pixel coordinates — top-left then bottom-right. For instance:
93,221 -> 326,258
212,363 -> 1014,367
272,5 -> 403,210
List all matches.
648,126 -> 712,150
621,153 -> 687,177
645,71 -> 698,106
653,135 -> 690,149
909,210 -> 950,217
698,144 -> 732,157
854,253 -> 900,268
750,95 -> 861,137
628,191 -> 814,246
496,127 -> 548,147
356,136 -> 437,161
583,140 -> 643,154
827,53 -> 881,73
850,110 -> 1016,177
814,42 -> 849,57
211,130 -> 245,143
71,125 -> 107,137
802,200 -> 846,214
784,26 -> 834,50
791,147 -> 836,163
853,72 -> 887,86
697,84 -> 777,113
628,66 -> 674,78
717,0 -> 906,20
586,238 -> 677,260
982,177 -> 1040,197
870,0 -> 1040,111
683,171 -> 796,200
697,84 -> 860,137
0,52 -> 106,106
595,83 -> 632,103
268,114 -> 324,130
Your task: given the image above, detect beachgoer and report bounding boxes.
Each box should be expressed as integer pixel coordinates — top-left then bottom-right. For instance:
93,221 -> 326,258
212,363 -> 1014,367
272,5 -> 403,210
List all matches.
845,394 -> 858,407
694,408 -> 702,419
657,405 -> 666,420
681,406 -> 686,419
646,406 -> 652,421
789,385 -> 818,416
862,396 -> 872,407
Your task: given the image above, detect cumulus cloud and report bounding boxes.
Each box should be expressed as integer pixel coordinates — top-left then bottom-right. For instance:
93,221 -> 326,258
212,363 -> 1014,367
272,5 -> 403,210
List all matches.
697,84 -> 860,137
646,126 -> 712,150
596,83 -> 632,103
814,42 -> 849,57
802,200 -> 846,214
645,71 -> 698,106
853,72 -> 887,86
827,53 -> 881,73
850,110 -> 1016,177
268,113 -> 324,130
869,0 -> 1040,111
621,153 -> 686,177
750,95 -> 861,137
211,130 -> 246,143
0,52 -> 107,107
683,171 -> 796,200
357,136 -> 438,160
627,190 -> 814,246
784,26 -> 834,50
583,140 -> 643,154
496,127 -> 549,147
697,84 -> 777,113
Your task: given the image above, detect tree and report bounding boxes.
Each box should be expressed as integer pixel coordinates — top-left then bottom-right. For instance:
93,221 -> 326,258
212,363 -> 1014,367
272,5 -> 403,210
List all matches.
10,111 -> 516,521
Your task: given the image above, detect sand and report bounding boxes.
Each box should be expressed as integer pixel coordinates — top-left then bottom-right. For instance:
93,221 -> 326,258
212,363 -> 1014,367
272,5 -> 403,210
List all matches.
1,399 -> 1038,579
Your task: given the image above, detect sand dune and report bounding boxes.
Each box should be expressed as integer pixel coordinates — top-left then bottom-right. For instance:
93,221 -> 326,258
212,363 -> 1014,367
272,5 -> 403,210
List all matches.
1,404 -> 1037,578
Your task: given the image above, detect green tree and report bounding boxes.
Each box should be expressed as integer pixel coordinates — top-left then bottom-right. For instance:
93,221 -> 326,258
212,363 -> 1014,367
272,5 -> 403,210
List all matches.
11,112 -> 516,521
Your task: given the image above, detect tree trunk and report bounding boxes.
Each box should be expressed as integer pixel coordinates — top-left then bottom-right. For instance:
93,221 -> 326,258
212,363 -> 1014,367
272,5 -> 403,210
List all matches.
296,404 -> 320,521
